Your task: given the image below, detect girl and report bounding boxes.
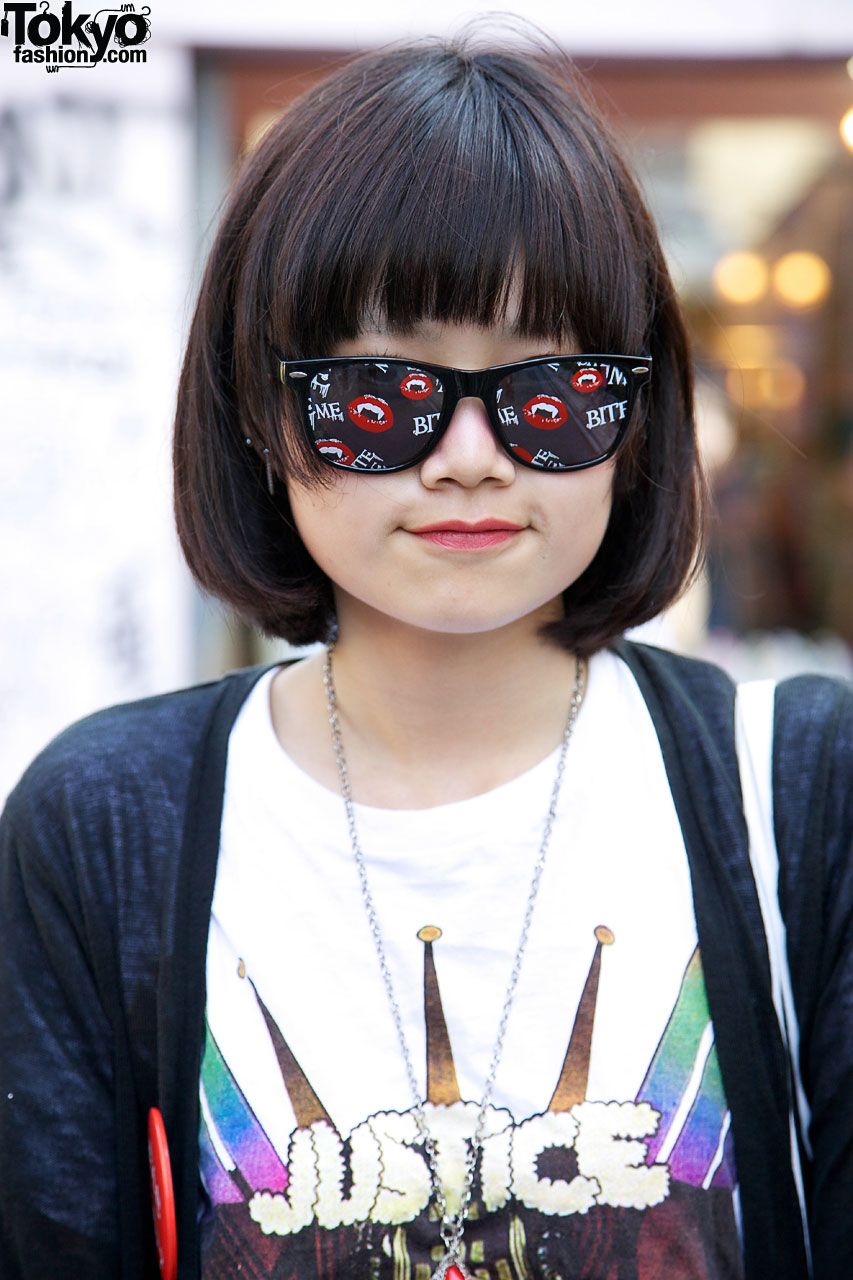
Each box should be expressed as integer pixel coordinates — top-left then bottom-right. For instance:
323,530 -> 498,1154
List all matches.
2,34 -> 851,1280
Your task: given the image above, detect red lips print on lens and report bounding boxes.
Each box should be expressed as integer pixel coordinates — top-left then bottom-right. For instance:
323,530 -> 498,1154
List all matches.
316,439 -> 356,465
571,368 -> 605,393
522,395 -> 568,429
347,395 -> 394,432
399,372 -> 433,400
510,444 -> 534,462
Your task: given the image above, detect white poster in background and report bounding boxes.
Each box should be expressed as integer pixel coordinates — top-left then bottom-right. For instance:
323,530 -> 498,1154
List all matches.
0,40 -> 196,804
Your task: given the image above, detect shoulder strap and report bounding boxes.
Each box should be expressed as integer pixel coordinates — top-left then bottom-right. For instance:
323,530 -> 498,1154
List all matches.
612,639 -> 810,1278
735,680 -> 813,1274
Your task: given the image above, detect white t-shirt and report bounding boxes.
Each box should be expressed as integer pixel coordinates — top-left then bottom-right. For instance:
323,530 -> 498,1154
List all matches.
200,650 -> 743,1278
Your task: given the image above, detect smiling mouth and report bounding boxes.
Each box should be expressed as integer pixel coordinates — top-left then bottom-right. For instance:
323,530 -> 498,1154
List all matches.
406,519 -> 525,550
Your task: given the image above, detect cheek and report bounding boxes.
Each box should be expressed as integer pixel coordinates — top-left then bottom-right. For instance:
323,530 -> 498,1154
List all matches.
592,468 -> 615,529
285,480 -> 345,573
284,474 -> 397,577
548,463 -> 614,545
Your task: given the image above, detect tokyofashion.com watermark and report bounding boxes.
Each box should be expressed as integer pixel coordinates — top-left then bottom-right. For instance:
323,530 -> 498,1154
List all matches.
1,2 -> 151,71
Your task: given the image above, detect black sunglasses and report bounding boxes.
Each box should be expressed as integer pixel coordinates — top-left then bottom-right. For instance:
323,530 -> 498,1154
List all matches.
279,354 -> 652,474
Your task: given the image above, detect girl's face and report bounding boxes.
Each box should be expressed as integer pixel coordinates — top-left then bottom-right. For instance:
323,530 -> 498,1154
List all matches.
284,321 -> 615,641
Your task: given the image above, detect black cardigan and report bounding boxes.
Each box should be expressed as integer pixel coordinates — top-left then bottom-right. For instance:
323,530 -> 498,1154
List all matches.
0,642 -> 851,1278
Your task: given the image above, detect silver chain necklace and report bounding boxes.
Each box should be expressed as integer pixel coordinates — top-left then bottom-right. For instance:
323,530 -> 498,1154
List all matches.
323,643 -> 585,1280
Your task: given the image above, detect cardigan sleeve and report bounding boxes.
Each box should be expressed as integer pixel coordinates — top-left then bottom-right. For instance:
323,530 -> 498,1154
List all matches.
0,776 -> 124,1278
0,688 -> 209,1279
0,670 -> 269,1280
774,675 -> 853,1280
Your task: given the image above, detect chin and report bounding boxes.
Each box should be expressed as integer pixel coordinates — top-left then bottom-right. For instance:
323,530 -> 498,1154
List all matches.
392,602 -> 562,639
335,583 -> 568,641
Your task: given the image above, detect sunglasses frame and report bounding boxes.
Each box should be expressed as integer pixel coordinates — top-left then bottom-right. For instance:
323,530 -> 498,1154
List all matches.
279,353 -> 652,475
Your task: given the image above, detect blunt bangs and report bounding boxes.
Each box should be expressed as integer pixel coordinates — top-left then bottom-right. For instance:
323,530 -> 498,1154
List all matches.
252,45 -> 651,361
175,35 -> 704,651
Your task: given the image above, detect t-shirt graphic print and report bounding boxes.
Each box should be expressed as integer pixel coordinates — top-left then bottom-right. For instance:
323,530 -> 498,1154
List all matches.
199,659 -> 743,1278
201,926 -> 740,1278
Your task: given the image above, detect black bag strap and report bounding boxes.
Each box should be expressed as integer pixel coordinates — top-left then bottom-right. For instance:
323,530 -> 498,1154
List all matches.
612,640 -> 809,1278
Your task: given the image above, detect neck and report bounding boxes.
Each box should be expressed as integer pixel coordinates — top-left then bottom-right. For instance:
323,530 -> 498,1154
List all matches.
335,612 -> 570,725
322,603 -> 582,806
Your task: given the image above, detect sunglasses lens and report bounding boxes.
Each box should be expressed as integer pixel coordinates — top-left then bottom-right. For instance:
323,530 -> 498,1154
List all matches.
495,361 -> 634,469
303,362 -> 444,470
295,357 -> 642,471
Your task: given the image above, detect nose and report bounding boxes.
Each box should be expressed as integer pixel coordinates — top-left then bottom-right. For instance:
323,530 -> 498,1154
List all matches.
418,395 -> 516,488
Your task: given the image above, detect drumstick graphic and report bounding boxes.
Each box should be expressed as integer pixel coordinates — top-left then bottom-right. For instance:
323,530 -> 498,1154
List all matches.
548,926 -> 615,1112
418,925 -> 462,1105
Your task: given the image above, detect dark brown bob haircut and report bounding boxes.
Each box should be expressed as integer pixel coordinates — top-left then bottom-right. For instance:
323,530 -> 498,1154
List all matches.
174,34 -> 705,656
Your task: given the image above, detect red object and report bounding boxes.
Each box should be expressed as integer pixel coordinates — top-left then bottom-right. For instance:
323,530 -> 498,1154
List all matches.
347,394 -> 394,431
316,439 -> 356,466
400,372 -> 434,399
412,529 -> 519,549
446,1267 -> 466,1280
571,367 -> 604,392
522,394 -> 568,428
148,1107 -> 177,1280
407,519 -> 523,533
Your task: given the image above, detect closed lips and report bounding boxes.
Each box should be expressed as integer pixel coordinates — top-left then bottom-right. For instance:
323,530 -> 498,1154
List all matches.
406,520 -> 525,550
407,520 -> 524,533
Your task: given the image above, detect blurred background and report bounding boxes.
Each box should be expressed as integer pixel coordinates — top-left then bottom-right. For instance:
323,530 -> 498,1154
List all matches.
2,0 -> 853,801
